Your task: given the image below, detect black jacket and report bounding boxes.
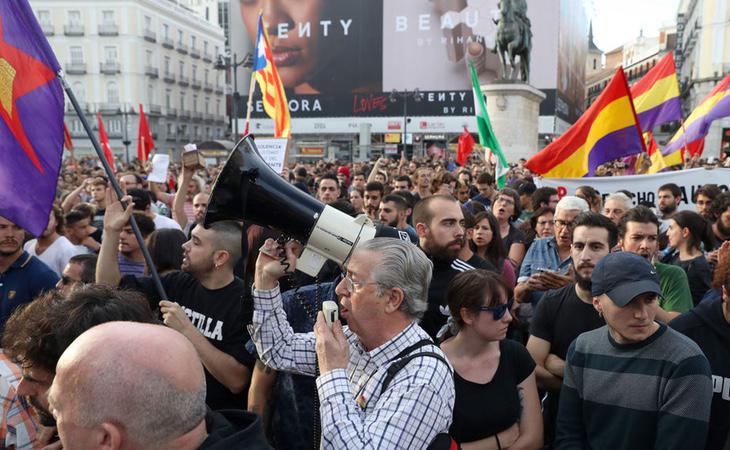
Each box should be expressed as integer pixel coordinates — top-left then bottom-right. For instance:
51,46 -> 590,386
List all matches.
198,409 -> 271,449
670,296 -> 730,449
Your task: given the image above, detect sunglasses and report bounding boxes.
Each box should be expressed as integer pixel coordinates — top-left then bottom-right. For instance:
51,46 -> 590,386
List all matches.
476,298 -> 514,320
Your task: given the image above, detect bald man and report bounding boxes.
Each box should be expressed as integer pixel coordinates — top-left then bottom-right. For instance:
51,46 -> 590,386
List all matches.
49,322 -> 270,450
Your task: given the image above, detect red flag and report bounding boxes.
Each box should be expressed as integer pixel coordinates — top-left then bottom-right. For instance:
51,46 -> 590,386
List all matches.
96,112 -> 116,173
456,127 -> 475,166
137,104 -> 154,162
685,138 -> 705,158
63,122 -> 73,151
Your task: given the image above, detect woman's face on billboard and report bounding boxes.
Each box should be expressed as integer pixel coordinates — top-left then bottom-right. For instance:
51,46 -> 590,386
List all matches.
240,0 -> 323,92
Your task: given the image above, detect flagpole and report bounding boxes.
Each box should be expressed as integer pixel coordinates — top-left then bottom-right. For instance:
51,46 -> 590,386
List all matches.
243,73 -> 256,137
58,71 -> 168,301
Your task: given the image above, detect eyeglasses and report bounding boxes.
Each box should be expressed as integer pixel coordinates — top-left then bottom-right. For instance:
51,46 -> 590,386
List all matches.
476,298 -> 514,320
341,272 -> 379,293
554,219 -> 575,229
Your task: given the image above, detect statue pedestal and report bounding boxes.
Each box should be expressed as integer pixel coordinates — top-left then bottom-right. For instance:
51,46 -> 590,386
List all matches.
481,83 -> 546,162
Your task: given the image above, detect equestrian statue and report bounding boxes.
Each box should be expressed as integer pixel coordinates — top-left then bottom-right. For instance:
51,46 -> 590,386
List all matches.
493,0 -> 533,82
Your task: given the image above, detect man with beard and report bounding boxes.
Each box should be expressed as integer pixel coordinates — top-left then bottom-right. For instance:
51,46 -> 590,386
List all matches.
619,206 -> 693,323
711,192 -> 730,244
0,216 -> 58,333
316,175 -> 340,205
1,284 -> 155,449
526,212 -> 616,448
97,191 -> 255,411
364,181 -> 384,221
413,166 -> 434,201
413,195 -> 496,339
23,206 -> 85,276
174,165 -> 210,237
378,195 -> 417,243
657,183 -> 682,234
694,184 -> 722,221
117,212 -> 155,276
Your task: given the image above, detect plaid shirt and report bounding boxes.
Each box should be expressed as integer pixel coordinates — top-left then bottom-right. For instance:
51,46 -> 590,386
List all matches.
0,353 -> 39,450
252,284 -> 455,450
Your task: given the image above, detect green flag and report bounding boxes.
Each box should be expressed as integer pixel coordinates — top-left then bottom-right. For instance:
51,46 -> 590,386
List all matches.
470,62 -> 508,188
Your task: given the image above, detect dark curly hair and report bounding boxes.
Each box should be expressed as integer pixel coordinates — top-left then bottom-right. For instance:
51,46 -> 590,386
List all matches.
3,284 -> 156,374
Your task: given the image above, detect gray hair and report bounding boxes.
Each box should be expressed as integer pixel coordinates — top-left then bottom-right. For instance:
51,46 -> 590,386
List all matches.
605,192 -> 632,210
556,195 -> 589,214
75,363 -> 207,447
355,238 -> 433,319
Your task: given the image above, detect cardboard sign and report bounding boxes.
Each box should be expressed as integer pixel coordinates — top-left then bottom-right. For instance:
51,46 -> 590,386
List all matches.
255,138 -> 289,174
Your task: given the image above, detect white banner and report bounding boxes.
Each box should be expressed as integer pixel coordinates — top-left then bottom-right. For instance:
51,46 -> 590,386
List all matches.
535,168 -> 730,211
255,138 -> 289,174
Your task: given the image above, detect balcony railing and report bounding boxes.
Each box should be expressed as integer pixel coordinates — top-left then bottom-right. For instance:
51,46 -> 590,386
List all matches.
179,109 -> 191,119
214,85 -> 223,94
98,102 -> 122,114
163,72 -> 176,83
161,37 -> 174,48
202,52 -> 212,62
178,75 -> 190,86
145,66 -> 159,78
41,22 -> 54,36
98,23 -> 118,36
203,82 -> 214,92
143,29 -> 156,42
192,111 -> 202,120
64,23 -> 84,36
148,104 -> 162,115
191,79 -> 201,90
65,62 -> 87,74
190,47 -> 201,59
204,113 -> 215,122
166,107 -> 177,117
176,43 -> 188,54
100,61 -> 121,74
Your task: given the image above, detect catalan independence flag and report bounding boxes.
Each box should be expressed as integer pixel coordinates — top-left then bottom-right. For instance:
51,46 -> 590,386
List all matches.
0,0 -> 64,236
252,14 -> 290,138
663,73 -> 730,155
631,52 -> 682,131
525,68 -> 645,178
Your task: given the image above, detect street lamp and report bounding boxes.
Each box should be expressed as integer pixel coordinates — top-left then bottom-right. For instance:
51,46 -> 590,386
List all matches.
122,103 -> 131,165
389,89 -> 423,158
214,52 -> 253,138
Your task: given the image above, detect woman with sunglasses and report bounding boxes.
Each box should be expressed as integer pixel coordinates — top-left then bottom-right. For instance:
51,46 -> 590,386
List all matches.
440,270 -> 543,450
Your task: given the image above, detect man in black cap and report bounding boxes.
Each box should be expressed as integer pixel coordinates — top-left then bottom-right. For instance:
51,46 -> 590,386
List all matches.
557,252 -> 713,450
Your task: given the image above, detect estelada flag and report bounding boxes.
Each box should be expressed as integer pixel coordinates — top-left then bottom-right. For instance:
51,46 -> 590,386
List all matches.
664,74 -> 730,155
63,122 -> 73,151
97,112 -> 116,174
138,104 -> 154,163
252,14 -> 290,138
0,0 -> 64,236
456,127 -> 475,166
525,68 -> 645,178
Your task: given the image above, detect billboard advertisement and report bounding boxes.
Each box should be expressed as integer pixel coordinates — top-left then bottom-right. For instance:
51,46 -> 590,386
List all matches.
229,0 -> 587,130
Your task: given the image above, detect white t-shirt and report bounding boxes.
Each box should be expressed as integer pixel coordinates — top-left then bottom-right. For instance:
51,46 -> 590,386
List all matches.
23,236 -> 86,276
153,213 -> 183,231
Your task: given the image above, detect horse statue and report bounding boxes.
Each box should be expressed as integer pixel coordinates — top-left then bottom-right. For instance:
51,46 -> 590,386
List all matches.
493,0 -> 533,82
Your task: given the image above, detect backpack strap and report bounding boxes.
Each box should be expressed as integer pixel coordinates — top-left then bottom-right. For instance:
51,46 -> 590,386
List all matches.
379,339 -> 450,396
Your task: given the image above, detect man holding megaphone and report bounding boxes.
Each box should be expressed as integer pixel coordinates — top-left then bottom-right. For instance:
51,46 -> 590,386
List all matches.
250,237 -> 455,449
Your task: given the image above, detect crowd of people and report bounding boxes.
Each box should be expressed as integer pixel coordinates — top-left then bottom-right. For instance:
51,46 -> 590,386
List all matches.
0,148 -> 729,449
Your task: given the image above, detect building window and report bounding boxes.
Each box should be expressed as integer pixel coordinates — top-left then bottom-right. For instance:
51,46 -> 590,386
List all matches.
178,29 -> 184,44
167,123 -> 174,135
101,10 -> 115,24
108,119 -> 122,134
204,69 -> 209,83
37,10 -> 51,24
164,56 -> 171,74
593,59 -> 597,70
148,84 -> 155,104
165,89 -> 172,108
104,46 -> 118,63
192,65 -> 198,81
203,41 -> 208,54
144,15 -> 152,29
180,93 -> 185,110
70,46 -> 84,63
73,81 -> 85,105
146,50 -> 154,65
205,98 -> 210,114
216,99 -> 221,115
162,23 -> 169,39
106,81 -> 119,104
68,10 -> 81,25
193,94 -> 198,112
179,60 -> 185,76
190,35 -> 196,49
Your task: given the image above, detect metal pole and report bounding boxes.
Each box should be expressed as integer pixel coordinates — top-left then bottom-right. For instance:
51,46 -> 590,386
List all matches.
403,89 -> 408,158
232,53 -> 238,137
59,72 -> 168,301
123,107 -> 130,164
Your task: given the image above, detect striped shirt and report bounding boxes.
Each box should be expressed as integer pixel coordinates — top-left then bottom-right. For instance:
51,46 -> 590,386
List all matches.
0,353 -> 38,450
251,284 -> 455,450
557,323 -> 713,450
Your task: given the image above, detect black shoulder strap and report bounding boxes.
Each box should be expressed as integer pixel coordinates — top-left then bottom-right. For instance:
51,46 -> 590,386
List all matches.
379,339 -> 450,396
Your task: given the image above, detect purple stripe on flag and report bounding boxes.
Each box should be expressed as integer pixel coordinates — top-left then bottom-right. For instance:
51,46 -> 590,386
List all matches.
663,93 -> 730,154
586,126 -> 645,176
637,97 -> 682,131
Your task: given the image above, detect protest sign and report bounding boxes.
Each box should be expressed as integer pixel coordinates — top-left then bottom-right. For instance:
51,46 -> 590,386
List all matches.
255,138 -> 289,174
147,154 -> 170,183
535,168 -> 730,211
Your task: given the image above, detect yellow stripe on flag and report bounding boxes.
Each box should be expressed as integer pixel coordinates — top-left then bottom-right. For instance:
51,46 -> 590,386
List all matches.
633,75 -> 680,113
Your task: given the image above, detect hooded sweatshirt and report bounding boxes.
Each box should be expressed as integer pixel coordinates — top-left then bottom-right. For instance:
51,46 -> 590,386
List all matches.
198,409 -> 271,449
670,297 -> 730,449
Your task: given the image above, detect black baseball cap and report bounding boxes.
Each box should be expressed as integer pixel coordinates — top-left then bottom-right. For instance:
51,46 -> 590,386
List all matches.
591,252 -> 661,307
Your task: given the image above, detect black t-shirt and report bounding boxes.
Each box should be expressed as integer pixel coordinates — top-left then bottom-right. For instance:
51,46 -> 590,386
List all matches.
668,254 -> 712,306
529,283 -> 605,360
120,271 -> 255,410
502,224 -> 526,253
448,339 -> 535,443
